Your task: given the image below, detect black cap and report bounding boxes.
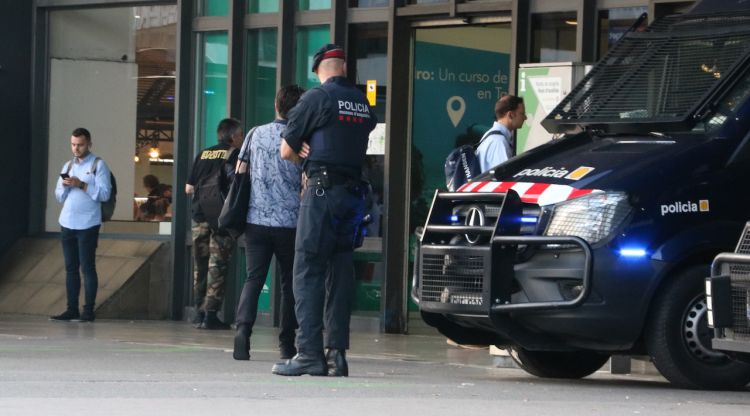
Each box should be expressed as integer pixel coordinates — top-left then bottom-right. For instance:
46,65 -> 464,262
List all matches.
311,44 -> 345,73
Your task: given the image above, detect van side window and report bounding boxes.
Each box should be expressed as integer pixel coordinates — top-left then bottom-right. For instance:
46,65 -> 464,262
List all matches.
700,71 -> 750,131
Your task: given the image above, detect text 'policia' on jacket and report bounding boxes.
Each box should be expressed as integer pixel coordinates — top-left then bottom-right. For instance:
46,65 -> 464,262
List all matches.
412,0 -> 750,390
306,76 -> 377,173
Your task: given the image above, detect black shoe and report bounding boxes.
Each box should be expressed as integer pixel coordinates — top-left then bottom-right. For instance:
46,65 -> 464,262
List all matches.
200,311 -> 231,330
280,344 -> 297,360
271,353 -> 327,376
192,309 -> 205,327
50,310 -> 79,321
233,326 -> 251,360
78,310 -> 95,322
326,348 -> 349,377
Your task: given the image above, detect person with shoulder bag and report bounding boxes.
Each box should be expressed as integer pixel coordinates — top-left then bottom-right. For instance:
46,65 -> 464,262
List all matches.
233,85 -> 305,361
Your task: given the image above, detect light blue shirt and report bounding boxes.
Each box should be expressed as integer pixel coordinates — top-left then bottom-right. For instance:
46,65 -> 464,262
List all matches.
55,152 -> 112,230
475,121 -> 513,173
239,120 -> 303,229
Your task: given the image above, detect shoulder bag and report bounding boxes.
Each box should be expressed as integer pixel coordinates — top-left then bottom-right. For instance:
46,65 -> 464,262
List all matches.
218,127 -> 257,238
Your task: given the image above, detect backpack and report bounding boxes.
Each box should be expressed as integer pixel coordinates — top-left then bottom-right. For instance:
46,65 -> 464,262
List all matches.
195,148 -> 237,230
65,157 -> 117,221
444,131 -> 504,191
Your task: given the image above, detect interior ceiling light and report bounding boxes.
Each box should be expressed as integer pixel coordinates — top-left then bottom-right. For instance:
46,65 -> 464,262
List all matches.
134,155 -> 140,163
565,20 -> 578,26
149,147 -> 160,159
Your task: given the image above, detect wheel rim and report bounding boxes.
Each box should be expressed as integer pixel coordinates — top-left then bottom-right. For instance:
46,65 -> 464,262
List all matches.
682,295 -> 726,364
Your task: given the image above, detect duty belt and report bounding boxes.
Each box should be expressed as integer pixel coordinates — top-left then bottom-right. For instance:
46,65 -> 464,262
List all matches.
306,166 -> 365,198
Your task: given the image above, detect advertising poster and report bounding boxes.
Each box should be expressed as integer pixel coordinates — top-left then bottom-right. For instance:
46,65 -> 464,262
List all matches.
411,29 -> 510,229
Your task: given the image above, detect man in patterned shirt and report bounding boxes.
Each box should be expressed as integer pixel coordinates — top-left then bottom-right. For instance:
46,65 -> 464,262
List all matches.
233,85 -> 305,361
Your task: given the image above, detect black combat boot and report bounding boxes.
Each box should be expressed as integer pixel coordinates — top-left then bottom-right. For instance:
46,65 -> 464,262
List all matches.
233,325 -> 251,360
325,348 -> 348,377
271,353 -> 327,376
191,308 -> 205,328
279,343 -> 297,360
200,310 -> 231,330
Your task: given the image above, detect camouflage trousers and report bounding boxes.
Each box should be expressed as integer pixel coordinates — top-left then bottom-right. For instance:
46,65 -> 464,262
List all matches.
192,222 -> 235,312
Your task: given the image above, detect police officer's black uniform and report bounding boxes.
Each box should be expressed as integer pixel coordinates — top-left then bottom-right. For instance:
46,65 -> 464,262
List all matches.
272,45 -> 376,377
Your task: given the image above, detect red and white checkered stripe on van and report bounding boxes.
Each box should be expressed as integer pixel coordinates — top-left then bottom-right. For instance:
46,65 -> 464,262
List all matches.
456,181 -> 602,206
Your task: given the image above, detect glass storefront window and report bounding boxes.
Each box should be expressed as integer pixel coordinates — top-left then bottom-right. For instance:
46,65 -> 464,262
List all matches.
294,25 -> 330,89
298,0 -> 331,11
349,23 -> 387,313
409,24 -> 512,313
196,32 -> 229,148
248,0 -> 279,13
46,6 -> 177,233
349,0 -> 388,6
197,0 -> 229,17
598,7 -> 647,59
407,0 -> 448,4
245,28 -> 278,128
530,12 -> 577,63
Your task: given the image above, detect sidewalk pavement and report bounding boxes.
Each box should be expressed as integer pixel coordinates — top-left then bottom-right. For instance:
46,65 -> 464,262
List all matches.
1,314 -> 748,416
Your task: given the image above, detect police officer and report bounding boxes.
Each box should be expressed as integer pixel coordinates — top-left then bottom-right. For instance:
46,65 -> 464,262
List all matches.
185,118 -> 243,329
272,44 -> 376,377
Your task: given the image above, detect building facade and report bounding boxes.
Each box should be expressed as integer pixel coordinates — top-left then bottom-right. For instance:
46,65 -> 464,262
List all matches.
8,0 -> 697,331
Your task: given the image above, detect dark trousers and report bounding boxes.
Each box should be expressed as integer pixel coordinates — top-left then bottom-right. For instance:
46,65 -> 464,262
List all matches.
60,225 -> 100,312
236,223 -> 298,348
293,184 -> 364,355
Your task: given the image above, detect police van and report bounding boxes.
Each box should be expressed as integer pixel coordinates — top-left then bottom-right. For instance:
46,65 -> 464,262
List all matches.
412,0 -> 750,390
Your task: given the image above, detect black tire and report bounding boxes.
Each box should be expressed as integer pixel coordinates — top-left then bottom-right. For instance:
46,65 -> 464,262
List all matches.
645,265 -> 750,390
510,348 -> 610,379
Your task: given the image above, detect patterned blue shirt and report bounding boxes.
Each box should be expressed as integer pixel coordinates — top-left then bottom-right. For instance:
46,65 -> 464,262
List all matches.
239,120 -> 302,228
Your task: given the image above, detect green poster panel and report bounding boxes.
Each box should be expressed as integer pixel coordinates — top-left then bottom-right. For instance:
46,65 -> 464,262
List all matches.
516,67 -> 548,153
201,0 -> 229,16
199,32 -> 228,148
245,28 -> 278,128
411,40 -> 510,226
248,0 -> 279,13
298,0 -> 331,10
295,26 -> 330,90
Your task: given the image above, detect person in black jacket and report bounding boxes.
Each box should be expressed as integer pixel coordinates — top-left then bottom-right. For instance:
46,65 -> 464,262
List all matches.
185,118 -> 242,329
271,44 -> 377,377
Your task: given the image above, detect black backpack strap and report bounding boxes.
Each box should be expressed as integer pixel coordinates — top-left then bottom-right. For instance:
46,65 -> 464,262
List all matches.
475,129 -> 504,149
91,157 -> 101,174
64,158 -> 75,175
237,126 -> 258,173
476,129 -> 515,157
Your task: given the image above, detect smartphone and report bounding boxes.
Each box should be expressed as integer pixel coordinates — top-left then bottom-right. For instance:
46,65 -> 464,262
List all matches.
60,173 -> 69,180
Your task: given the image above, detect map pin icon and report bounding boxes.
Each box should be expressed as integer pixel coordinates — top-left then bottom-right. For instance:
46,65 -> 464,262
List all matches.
446,96 -> 466,127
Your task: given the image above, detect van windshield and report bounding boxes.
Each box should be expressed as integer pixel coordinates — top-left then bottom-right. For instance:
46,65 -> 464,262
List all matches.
543,12 -> 750,135
694,69 -> 750,133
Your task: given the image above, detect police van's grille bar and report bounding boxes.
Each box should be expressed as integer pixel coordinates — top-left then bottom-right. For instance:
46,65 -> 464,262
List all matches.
543,11 -> 750,134
730,283 -> 750,338
420,253 -> 485,303
735,223 -> 750,254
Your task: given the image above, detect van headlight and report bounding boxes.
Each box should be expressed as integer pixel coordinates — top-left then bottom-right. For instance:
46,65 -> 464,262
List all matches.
544,192 -> 630,245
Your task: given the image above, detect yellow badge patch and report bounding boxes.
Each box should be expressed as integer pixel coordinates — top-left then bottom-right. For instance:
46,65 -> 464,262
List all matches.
699,199 -> 710,212
564,166 -> 595,180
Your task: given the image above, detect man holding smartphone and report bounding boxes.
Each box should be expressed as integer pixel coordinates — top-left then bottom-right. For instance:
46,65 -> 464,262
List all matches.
50,127 -> 112,322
